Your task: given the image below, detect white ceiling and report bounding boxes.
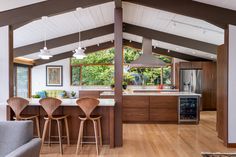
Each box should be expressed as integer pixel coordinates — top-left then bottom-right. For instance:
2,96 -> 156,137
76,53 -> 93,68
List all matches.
123,33 -> 216,60
0,0 -> 45,12
10,1 -> 226,61
24,34 -> 114,60
123,2 -> 224,45
14,2 -> 114,48
194,0 -> 236,11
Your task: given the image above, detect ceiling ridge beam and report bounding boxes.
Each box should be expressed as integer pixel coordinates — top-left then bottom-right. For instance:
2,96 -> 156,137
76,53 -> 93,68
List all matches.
124,23 -> 218,54
0,0 -> 113,28
123,39 -> 210,61
14,24 -> 114,57
123,0 -> 236,28
34,40 -> 114,66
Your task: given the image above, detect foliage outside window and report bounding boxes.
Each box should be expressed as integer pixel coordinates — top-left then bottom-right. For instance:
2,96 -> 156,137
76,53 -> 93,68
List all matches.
71,47 -> 172,86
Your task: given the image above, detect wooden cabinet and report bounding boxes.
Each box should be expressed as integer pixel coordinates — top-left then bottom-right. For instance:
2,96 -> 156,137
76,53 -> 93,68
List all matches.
179,62 -> 202,69
150,96 -> 178,122
122,96 -> 149,122
122,96 -> 179,123
79,91 -> 102,98
202,62 -> 217,110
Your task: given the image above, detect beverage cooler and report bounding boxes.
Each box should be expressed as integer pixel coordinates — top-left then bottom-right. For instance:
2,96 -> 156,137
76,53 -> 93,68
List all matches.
178,96 -> 199,124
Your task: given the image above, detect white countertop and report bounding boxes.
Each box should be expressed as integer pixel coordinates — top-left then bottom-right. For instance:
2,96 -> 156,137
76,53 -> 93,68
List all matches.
100,91 -> 201,97
78,88 -> 178,92
28,98 -> 115,107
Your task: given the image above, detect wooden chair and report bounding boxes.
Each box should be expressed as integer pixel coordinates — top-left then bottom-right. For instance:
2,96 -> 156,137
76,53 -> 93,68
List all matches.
7,97 -> 41,138
39,97 -> 70,154
75,97 -> 102,155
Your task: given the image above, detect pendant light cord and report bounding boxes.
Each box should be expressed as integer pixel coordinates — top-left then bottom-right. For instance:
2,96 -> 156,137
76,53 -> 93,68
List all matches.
73,9 -> 82,48
43,17 -> 47,48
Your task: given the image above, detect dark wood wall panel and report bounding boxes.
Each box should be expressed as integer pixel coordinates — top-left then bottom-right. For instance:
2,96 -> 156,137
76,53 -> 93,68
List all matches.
217,44 -> 228,145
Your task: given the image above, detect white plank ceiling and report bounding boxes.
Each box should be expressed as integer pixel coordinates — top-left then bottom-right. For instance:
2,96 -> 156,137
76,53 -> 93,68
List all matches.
0,0 -> 45,12
194,0 -> 236,11
10,1 -> 226,60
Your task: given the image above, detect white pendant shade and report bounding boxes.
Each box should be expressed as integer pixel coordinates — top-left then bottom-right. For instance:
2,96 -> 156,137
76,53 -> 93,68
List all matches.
73,47 -> 86,59
39,46 -> 52,60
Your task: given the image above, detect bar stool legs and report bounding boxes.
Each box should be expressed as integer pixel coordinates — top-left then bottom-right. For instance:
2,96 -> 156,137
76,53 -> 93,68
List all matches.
35,116 -> 41,138
76,120 -> 85,155
64,117 -> 70,146
76,118 -> 102,155
98,118 -> 102,146
92,120 -> 99,155
56,120 -> 63,154
41,119 -> 49,148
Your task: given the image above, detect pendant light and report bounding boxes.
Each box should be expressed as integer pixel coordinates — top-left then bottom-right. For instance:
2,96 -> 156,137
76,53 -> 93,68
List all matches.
38,16 -> 52,60
72,8 -> 86,59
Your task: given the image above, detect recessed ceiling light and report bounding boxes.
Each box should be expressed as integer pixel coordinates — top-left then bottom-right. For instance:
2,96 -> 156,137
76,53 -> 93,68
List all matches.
97,43 -> 100,46
167,50 -> 170,53
129,40 -> 132,43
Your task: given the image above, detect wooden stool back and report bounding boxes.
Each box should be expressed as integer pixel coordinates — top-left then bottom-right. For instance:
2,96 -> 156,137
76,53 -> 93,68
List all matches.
7,97 -> 29,120
76,97 -> 100,118
39,97 -> 62,118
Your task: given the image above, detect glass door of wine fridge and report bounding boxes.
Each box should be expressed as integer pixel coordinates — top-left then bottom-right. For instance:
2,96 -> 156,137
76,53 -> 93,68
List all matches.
178,96 -> 199,123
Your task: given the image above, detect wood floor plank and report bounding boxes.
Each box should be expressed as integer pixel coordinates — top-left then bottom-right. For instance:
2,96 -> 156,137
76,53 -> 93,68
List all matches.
40,111 -> 236,157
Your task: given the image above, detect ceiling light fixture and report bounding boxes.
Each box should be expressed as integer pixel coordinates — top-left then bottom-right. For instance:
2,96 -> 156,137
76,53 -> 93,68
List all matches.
72,9 -> 86,60
38,16 -> 53,60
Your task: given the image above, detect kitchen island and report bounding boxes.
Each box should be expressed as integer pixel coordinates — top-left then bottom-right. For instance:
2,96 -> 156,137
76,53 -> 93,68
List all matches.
8,98 -> 115,147
100,92 -> 201,124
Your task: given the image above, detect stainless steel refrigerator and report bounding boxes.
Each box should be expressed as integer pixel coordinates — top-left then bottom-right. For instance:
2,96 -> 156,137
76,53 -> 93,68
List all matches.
180,70 -> 202,94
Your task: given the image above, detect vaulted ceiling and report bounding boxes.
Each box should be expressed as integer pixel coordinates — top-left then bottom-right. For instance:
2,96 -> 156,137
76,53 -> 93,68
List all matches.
1,0 -> 235,64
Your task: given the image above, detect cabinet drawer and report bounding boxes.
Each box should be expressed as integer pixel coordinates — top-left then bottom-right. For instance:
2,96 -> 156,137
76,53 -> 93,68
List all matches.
150,108 -> 177,122
150,96 -> 178,109
123,108 -> 149,122
123,96 -> 149,108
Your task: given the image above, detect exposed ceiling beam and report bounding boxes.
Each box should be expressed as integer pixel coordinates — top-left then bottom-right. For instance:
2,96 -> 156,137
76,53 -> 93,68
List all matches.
34,41 -> 114,66
124,23 -> 218,54
14,24 -> 114,57
123,0 -> 236,28
115,0 -> 122,8
123,39 -> 210,61
34,38 -> 210,66
0,0 -> 112,28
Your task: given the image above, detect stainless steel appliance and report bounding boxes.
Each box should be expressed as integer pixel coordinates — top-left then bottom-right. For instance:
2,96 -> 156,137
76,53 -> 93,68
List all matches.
180,70 -> 202,94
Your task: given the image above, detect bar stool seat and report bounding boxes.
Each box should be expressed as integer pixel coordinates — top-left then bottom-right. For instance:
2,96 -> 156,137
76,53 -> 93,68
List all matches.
40,97 -> 70,155
76,97 -> 102,155
8,97 -> 41,138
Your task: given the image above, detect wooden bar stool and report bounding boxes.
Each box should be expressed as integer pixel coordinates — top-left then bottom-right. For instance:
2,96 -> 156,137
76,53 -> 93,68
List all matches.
76,97 -> 102,155
7,97 -> 41,138
40,97 -> 70,154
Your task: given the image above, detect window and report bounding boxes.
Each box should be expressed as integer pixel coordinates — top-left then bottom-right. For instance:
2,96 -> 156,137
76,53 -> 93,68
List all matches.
71,47 -> 172,86
14,65 -> 30,98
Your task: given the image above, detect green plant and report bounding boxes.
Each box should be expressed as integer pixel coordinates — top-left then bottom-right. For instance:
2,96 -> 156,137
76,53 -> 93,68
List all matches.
71,91 -> 76,97
32,94 -> 40,98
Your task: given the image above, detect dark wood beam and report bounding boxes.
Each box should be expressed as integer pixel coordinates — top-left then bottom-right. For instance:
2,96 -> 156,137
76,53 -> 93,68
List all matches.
14,24 -> 114,57
114,7 -> 123,147
34,41 -> 114,66
0,0 -> 112,28
115,0 -> 122,8
123,39 -> 210,61
124,23 -> 218,54
123,0 -> 236,28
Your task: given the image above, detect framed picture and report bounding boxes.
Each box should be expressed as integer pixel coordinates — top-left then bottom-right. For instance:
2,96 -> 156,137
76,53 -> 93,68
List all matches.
46,65 -> 63,86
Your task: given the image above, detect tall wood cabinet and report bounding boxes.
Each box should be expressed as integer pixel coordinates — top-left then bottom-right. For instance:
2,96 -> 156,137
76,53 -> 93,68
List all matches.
176,61 -> 217,111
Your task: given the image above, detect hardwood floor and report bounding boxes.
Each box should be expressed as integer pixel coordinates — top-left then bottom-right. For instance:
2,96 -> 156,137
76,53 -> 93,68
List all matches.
40,111 -> 236,157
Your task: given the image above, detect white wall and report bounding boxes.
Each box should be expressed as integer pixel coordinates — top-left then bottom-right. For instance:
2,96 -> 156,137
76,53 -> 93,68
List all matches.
228,25 -> 236,143
31,58 -> 78,96
0,26 -> 10,121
